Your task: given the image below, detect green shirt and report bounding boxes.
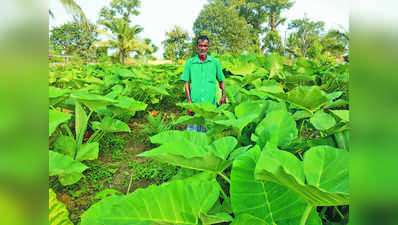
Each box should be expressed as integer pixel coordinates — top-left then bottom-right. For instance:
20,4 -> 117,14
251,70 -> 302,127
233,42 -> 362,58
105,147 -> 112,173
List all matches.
181,55 -> 225,106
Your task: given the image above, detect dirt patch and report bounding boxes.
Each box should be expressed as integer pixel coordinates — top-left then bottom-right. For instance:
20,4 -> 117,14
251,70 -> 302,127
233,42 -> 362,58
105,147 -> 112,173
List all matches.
126,180 -> 153,194
108,161 -> 129,192
125,139 -> 148,160
56,193 -> 73,208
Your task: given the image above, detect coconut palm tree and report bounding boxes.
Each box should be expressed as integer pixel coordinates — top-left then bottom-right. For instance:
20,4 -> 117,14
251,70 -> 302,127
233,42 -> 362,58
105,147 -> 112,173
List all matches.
50,0 -> 89,30
95,19 -> 152,65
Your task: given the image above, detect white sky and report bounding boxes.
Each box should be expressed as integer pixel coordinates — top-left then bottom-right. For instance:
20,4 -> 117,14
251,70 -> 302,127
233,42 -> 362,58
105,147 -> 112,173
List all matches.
49,0 -> 349,59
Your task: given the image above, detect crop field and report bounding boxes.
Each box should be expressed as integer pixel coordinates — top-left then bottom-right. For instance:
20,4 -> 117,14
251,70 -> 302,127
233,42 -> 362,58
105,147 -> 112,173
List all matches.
49,53 -> 349,225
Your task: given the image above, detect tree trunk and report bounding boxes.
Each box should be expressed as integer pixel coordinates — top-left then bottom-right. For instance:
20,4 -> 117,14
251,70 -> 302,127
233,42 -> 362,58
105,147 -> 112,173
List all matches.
270,13 -> 276,32
120,51 -> 126,65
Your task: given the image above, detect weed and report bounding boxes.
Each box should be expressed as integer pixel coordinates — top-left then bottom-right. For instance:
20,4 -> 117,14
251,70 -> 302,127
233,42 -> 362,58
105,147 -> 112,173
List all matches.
99,133 -> 127,154
111,149 -> 124,161
144,112 -> 176,137
84,162 -> 118,191
127,161 -> 178,184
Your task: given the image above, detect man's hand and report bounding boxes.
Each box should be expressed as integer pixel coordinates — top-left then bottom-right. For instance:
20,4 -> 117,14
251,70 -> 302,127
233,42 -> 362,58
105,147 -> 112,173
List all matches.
218,81 -> 226,105
219,95 -> 226,105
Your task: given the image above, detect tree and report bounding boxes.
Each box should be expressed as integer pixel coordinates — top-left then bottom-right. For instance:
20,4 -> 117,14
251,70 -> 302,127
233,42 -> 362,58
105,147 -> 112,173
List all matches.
97,0 -> 141,24
49,22 -> 98,59
162,26 -> 190,62
223,0 -> 294,55
222,0 -> 266,33
320,27 -> 349,57
97,0 -> 152,65
287,17 -> 325,58
193,0 -> 255,55
261,0 -> 294,55
142,38 -> 159,61
96,21 -> 152,65
307,39 -> 323,59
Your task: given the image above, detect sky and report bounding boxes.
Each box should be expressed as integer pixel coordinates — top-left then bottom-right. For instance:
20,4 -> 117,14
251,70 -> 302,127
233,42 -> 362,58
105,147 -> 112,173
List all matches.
49,0 -> 349,59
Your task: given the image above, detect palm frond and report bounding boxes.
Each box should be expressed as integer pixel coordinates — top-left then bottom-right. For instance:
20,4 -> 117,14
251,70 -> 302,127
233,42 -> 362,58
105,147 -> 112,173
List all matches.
60,0 -> 90,31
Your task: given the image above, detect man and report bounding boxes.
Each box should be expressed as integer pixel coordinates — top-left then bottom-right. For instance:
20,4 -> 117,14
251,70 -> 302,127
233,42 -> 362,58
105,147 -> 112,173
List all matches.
180,35 -> 226,132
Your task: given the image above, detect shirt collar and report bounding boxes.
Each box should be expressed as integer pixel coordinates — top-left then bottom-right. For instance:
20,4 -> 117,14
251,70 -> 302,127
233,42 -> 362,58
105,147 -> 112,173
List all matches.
193,55 -> 212,63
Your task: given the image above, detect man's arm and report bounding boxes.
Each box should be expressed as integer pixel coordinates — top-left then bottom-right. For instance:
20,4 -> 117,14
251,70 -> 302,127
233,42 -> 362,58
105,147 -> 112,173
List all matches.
219,81 -> 226,105
184,82 -> 192,103
184,82 -> 195,115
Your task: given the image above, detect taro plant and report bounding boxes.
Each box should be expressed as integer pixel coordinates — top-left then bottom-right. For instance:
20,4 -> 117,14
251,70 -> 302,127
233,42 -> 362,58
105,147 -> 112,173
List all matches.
49,102 -> 103,185
49,92 -> 132,185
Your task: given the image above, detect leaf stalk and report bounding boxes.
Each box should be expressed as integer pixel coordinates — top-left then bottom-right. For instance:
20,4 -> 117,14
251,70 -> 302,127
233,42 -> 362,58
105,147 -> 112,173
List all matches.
299,204 -> 313,225
218,172 -> 231,184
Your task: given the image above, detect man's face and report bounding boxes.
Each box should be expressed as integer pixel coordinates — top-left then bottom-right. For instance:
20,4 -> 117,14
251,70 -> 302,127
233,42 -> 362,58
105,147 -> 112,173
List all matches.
196,39 -> 210,57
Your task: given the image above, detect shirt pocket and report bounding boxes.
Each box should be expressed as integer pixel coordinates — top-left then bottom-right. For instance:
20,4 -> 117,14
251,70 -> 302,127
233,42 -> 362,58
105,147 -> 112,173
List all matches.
208,78 -> 216,84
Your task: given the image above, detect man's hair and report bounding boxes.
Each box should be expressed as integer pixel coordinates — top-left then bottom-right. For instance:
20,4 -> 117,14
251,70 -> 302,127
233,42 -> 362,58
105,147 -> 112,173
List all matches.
196,35 -> 210,45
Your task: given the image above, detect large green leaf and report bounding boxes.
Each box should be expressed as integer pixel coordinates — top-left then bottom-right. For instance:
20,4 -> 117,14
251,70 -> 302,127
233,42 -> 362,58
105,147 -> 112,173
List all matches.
255,145 -> 349,206
139,131 -> 237,173
294,57 -> 315,75
260,80 -> 284,93
326,91 -> 344,101
150,130 -> 210,146
75,102 -> 89,159
228,61 -> 257,75
200,212 -> 233,224
285,74 -> 315,84
177,102 -> 229,120
77,76 -> 104,86
310,111 -> 336,131
80,179 -> 220,225
76,142 -> 99,161
327,99 -> 348,109
231,214 -> 268,225
330,110 -> 349,122
116,68 -> 137,78
304,146 -> 349,194
49,110 -> 72,136
230,146 -> 321,225
108,96 -> 147,116
279,86 -> 330,113
334,130 -> 349,151
49,151 -> 87,185
72,93 -> 117,111
49,86 -> 71,99
54,136 -> 76,158
293,110 -> 312,120
174,114 -> 206,126
252,109 -> 298,148
59,173 -> 85,186
225,82 -> 242,105
91,116 -> 131,133
147,85 -> 170,96
263,53 -> 284,78
49,189 -> 73,225
214,101 -> 266,136
49,86 -> 71,106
